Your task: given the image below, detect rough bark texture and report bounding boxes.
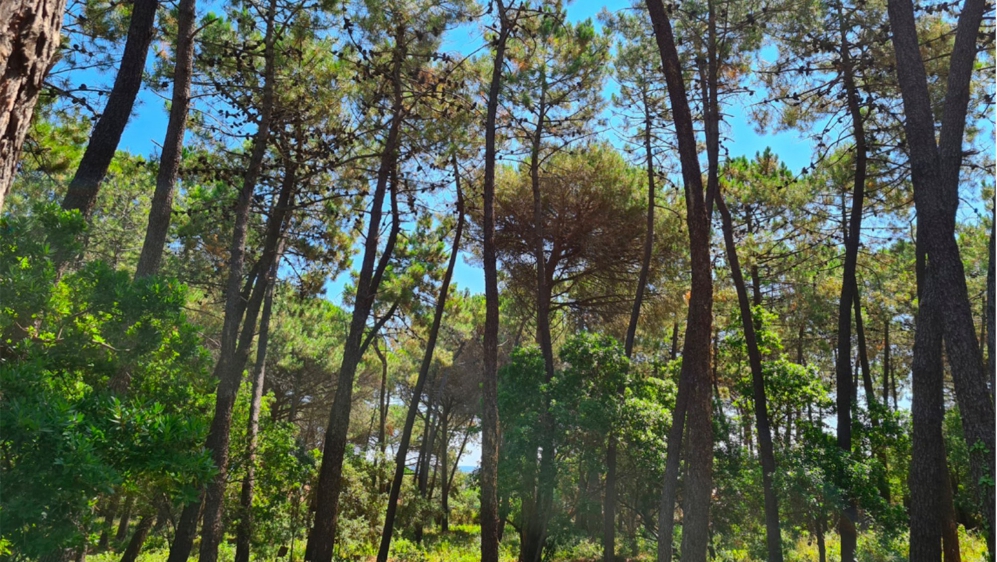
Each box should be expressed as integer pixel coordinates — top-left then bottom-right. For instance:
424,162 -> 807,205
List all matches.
717,192 -> 782,562
377,174 -> 463,562
135,0 -> 196,278
0,0 -> 66,210
167,5 -> 278,560
305,31 -> 405,561
646,2 -> 714,561
61,0 -> 158,219
887,0 -> 995,557
480,7 -> 511,562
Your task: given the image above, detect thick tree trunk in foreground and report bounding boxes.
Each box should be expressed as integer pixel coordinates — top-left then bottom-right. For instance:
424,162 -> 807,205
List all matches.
305,32 -> 405,561
646,2 -> 714,561
135,0 -> 197,278
717,192 -> 782,562
480,6 -> 511,562
887,1 -> 995,557
167,5 -> 278,560
377,180 -> 463,561
0,0 -> 66,211
61,0 -> 158,219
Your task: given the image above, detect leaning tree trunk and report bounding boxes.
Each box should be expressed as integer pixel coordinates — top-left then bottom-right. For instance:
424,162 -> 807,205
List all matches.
305,31 -> 405,561
134,0 -> 196,278
887,0 -> 995,556
480,5 -> 512,562
234,256 -> 281,562
0,0 -> 66,210
61,0 -> 158,219
646,2 -> 714,561
199,152 -> 297,562
717,191 -> 782,562
119,515 -> 154,562
375,163 -> 464,562
166,3 -> 278,560
115,495 -> 135,544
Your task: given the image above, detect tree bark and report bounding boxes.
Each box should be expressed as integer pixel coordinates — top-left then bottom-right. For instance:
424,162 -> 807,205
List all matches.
134,0 -> 196,278
645,2 -> 714,561
987,216 -> 995,396
887,1 -> 995,556
480,6 -> 512,562
305,29 -> 406,561
832,5 -> 869,556
167,4 -> 279,559
604,79 -> 658,562
119,515 -> 153,562
0,0 -> 66,210
97,493 -> 121,551
235,257 -> 280,562
115,494 -> 135,543
717,191 -> 783,562
61,0 -> 159,219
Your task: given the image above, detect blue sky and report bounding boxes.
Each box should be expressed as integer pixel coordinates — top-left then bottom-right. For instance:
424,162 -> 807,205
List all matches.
98,0 -> 817,302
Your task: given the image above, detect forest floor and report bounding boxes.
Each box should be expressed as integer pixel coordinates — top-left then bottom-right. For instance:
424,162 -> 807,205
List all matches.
87,523 -> 988,562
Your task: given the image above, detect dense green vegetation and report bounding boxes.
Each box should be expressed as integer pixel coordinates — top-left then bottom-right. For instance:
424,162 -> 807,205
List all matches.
0,0 -> 993,561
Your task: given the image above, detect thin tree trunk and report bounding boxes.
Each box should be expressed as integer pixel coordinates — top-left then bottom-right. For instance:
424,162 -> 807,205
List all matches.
883,318 -> 891,408
855,284 -> 890,502
518,59 -> 557,562
167,4 -> 279,560
440,409 -> 450,533
646,2 -> 714,560
448,423 -> 470,495
134,0 -> 196,278
375,339 -> 389,459
941,449 -> 962,562
717,191 -> 782,561
0,0 -> 67,210
604,80 -> 658,562
235,259 -> 280,562
61,0 -> 158,219
305,28 -> 406,562
115,495 -> 135,543
119,515 -> 153,562
987,216 -> 994,395
887,0 -> 995,556
480,6 -> 513,562
832,4 -> 870,555
98,493 -> 121,551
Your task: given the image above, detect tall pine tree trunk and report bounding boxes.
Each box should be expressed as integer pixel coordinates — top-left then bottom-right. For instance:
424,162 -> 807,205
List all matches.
887,1 -> 995,556
604,84 -> 657,562
135,0 -> 196,278
305,30 -> 406,560
832,7 -> 869,556
717,191 -> 782,562
235,255 -> 281,562
0,0 -> 66,210
646,2 -> 714,560
62,0 -> 159,219
167,4 -> 278,559
480,5 -> 512,561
